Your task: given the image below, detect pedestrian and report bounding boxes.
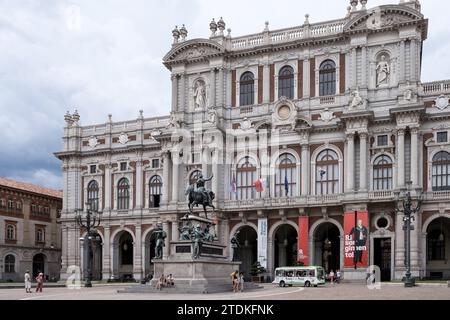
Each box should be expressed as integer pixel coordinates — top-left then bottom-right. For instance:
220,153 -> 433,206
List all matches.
230,270 -> 239,293
329,270 -> 335,284
238,272 -> 245,292
336,269 -> 341,284
24,270 -> 32,293
156,274 -> 165,290
35,272 -> 44,293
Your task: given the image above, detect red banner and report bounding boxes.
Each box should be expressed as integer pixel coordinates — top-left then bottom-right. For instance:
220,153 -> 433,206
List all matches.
297,216 -> 309,266
344,211 -> 369,269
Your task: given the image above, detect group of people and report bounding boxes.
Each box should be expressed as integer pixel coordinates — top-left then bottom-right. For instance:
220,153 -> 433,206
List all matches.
327,269 -> 341,284
230,270 -> 245,293
24,270 -> 45,293
155,273 -> 175,290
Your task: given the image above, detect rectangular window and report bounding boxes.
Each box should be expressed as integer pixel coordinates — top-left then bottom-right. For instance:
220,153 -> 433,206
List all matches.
437,131 -> 448,143
16,202 -> 22,211
152,159 -> 160,169
0,199 -> 5,208
377,135 -> 388,146
90,165 -> 97,174
31,204 -> 36,214
120,162 -> 127,171
36,227 -> 45,243
8,200 -> 14,209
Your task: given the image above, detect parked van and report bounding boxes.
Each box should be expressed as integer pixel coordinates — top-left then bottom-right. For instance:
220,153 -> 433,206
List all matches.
273,266 -> 326,287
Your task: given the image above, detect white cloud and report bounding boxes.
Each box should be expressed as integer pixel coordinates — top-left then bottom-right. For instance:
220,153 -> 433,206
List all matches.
0,0 -> 449,189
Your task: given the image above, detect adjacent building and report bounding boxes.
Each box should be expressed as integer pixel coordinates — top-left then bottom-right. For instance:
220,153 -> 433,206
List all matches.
56,0 -> 450,282
0,178 -> 62,281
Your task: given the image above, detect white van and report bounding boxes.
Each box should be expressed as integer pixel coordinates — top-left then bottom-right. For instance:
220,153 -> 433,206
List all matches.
272,266 -> 326,287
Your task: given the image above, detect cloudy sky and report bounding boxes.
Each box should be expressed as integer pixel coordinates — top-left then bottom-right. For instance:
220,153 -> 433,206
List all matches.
0,0 -> 449,190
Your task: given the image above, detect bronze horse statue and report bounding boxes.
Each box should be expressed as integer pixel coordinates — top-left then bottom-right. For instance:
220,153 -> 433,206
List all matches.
185,185 -> 215,219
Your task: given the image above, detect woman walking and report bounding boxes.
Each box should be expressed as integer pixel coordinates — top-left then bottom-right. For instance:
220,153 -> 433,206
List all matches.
35,272 -> 44,293
24,270 -> 32,293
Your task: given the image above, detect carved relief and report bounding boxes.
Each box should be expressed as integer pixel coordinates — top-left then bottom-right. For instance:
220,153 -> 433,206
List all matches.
319,108 -> 336,123
88,136 -> 99,149
434,95 -> 449,111
118,133 -> 129,145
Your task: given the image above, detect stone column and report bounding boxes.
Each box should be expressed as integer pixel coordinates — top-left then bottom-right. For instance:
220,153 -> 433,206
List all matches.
410,127 -> 419,188
303,58 -> 310,98
263,63 -> 270,103
171,152 -> 179,204
135,160 -> 143,209
172,221 -> 179,242
210,69 -> 216,108
212,149 -> 220,202
102,225 -> 111,280
400,40 -> 406,83
410,39 -> 417,82
134,224 -> 142,281
171,74 -> 178,112
179,73 -> 185,111
162,152 -> 171,205
104,164 -> 112,211
361,46 -> 367,88
359,133 -> 368,191
218,67 -> 224,106
163,222 -> 170,259
351,48 -> 357,88
301,144 -> 310,196
347,133 -> 355,191
397,129 -> 405,188
394,211 -> 405,279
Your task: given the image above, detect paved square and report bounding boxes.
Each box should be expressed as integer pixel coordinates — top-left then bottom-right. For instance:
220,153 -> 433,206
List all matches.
1,283 -> 448,300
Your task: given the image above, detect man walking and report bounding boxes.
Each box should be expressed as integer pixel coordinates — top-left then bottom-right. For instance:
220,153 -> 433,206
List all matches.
35,272 -> 44,293
24,270 -> 32,293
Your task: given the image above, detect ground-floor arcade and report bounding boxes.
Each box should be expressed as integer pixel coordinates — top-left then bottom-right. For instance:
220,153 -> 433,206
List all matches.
60,203 -> 450,282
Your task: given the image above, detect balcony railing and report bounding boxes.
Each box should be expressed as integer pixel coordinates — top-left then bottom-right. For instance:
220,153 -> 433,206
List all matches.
422,80 -> 450,96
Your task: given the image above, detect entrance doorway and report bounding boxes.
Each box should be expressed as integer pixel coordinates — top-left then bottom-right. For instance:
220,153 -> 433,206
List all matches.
426,217 -> 450,280
313,223 -> 340,273
32,253 -> 46,278
237,226 -> 257,281
274,224 -> 298,269
374,238 -> 391,282
144,231 -> 157,278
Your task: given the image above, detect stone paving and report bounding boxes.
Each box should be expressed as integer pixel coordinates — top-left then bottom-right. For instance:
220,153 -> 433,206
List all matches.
0,283 -> 448,300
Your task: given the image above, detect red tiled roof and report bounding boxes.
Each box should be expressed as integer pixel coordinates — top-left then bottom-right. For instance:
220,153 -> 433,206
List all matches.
0,177 -> 62,199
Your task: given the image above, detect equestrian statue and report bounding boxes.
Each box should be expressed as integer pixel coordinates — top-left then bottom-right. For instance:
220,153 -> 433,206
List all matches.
185,173 -> 215,219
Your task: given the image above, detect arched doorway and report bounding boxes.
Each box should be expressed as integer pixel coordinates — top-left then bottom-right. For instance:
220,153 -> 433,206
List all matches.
112,231 -> 134,280
86,236 -> 103,281
32,253 -> 46,278
274,224 -> 298,269
144,230 -> 157,278
313,223 -> 340,273
425,217 -> 450,280
236,226 -> 257,280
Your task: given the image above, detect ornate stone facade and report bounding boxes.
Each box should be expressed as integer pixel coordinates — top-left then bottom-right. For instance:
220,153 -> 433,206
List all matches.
56,0 -> 450,282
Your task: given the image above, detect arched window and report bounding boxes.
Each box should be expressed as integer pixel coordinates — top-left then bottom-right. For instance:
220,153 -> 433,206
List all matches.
316,149 -> 339,195
6,225 -> 15,240
319,60 -> 336,96
87,180 -> 99,211
432,151 -> 450,191
278,66 -> 294,99
240,72 -> 255,106
373,155 -> 393,190
149,175 -> 162,208
117,178 -> 130,210
5,254 -> 15,273
428,229 -> 445,261
189,170 -> 202,186
236,157 -> 257,200
275,153 -> 298,197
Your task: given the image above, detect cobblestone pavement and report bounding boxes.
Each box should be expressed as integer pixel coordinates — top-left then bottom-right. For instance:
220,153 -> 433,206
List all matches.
0,283 -> 448,300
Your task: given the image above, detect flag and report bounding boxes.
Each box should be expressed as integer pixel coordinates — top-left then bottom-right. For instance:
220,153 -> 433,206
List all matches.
254,179 -> 264,192
230,175 -> 237,194
284,174 -> 289,196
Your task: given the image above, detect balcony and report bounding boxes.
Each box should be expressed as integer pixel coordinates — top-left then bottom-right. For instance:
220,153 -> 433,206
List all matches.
422,80 -> 450,96
426,191 -> 450,201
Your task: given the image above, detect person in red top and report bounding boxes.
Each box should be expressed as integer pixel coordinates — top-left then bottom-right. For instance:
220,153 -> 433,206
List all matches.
35,273 -> 44,293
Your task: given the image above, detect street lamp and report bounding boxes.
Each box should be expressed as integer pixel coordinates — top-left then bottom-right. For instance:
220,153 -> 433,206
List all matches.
394,181 -> 422,288
75,202 -> 101,288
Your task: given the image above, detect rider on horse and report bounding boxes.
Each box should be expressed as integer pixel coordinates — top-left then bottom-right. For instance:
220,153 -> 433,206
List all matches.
196,173 -> 213,206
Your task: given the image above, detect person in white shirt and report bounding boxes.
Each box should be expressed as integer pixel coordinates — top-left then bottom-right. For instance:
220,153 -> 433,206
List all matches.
329,270 -> 335,284
24,270 -> 32,293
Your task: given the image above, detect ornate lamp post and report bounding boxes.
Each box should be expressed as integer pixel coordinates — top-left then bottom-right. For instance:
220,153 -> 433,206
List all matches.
75,202 -> 101,288
394,181 -> 422,288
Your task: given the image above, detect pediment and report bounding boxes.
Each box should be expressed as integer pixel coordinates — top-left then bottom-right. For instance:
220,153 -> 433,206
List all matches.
344,5 -> 423,32
163,39 -> 225,68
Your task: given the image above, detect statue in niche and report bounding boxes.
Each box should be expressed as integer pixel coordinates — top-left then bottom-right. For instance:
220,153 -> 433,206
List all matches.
376,55 -> 390,87
194,80 -> 206,110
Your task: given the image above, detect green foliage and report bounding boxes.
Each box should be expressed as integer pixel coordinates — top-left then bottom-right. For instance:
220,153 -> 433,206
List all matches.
250,261 -> 266,275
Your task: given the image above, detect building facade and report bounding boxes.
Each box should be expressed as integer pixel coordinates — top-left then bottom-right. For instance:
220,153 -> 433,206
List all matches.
56,0 -> 450,282
0,178 -> 62,281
